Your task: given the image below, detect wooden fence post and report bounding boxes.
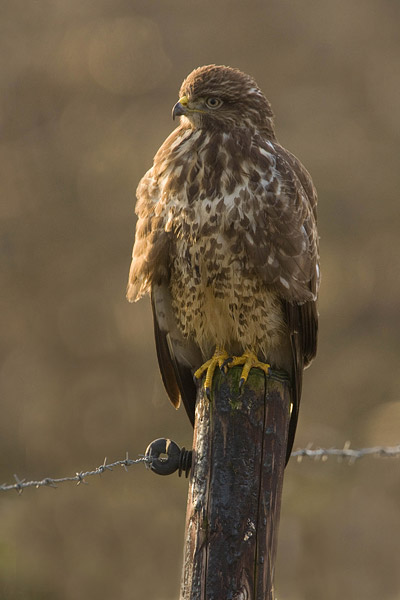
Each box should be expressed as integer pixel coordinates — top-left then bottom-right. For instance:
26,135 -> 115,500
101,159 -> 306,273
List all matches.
180,366 -> 291,600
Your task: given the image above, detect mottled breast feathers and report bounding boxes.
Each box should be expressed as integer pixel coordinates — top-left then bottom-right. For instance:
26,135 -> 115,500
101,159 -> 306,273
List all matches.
127,126 -> 318,308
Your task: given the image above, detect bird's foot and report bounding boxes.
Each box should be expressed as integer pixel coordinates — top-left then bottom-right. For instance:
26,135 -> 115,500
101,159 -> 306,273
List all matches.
224,350 -> 270,390
194,346 -> 229,399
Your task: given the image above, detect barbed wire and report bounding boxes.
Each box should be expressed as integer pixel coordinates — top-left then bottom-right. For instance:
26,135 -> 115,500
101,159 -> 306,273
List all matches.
0,453 -> 149,494
292,442 -> 400,463
1,444 -> 399,494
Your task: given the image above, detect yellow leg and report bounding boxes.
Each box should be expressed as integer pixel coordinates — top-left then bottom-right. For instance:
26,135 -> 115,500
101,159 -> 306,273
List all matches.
194,346 -> 229,399
227,350 -> 270,389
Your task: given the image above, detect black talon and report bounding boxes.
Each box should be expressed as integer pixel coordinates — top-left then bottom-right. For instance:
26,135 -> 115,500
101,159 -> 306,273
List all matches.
221,357 -> 233,373
239,377 -> 245,390
205,386 -> 211,400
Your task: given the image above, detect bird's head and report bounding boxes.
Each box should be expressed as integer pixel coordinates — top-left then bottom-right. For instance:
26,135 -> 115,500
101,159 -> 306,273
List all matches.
172,65 -> 275,137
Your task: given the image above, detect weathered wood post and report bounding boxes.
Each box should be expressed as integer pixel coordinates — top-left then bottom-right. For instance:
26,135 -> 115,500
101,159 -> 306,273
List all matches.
180,366 -> 291,600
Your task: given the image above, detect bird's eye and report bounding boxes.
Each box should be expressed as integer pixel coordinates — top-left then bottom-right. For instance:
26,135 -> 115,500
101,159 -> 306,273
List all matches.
205,97 -> 223,109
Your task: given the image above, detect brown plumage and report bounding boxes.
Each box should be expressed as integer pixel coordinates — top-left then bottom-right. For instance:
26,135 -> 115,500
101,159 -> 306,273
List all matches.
127,65 -> 319,462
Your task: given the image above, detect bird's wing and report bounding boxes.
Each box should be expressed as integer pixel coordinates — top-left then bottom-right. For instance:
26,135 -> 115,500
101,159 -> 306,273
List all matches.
151,283 -> 201,426
283,298 -> 318,460
237,141 -> 319,462
127,161 -> 200,423
276,145 -> 319,461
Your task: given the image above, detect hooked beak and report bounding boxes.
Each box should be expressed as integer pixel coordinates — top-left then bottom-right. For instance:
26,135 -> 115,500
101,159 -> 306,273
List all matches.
172,95 -> 189,120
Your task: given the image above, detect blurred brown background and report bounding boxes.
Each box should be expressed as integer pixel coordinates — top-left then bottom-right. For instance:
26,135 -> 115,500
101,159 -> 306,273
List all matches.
1,0 -> 399,598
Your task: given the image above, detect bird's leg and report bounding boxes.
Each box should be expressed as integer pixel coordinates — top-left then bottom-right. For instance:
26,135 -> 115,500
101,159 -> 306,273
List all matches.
194,345 -> 229,399
225,350 -> 270,390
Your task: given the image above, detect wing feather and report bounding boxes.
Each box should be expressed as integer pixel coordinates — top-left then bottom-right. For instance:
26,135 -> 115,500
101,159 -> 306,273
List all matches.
151,287 -> 199,426
248,142 -> 319,462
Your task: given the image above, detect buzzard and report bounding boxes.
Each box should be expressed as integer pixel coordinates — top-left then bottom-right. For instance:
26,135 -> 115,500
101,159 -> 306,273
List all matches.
127,65 -> 319,462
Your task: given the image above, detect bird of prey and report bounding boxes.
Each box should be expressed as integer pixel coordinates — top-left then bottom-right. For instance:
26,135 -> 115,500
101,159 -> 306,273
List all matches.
127,65 -> 319,462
